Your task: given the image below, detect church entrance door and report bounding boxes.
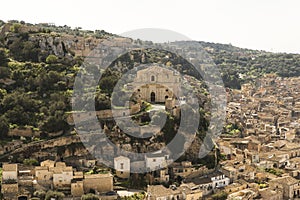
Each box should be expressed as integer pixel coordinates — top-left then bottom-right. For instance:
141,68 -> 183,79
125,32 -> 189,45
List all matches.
150,92 -> 155,102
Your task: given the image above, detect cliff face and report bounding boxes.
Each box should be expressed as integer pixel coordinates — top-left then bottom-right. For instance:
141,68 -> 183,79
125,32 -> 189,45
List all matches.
0,22 -> 116,61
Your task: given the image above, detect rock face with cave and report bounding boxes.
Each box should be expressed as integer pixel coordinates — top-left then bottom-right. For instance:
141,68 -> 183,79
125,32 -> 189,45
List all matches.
132,66 -> 181,103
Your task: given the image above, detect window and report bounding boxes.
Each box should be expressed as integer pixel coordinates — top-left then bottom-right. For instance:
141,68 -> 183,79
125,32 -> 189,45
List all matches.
151,75 -> 155,82
153,159 -> 156,162
120,163 -> 124,170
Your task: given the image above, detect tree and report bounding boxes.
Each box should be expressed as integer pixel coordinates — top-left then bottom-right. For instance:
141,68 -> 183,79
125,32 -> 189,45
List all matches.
40,110 -> 69,133
9,38 -> 40,62
0,89 -> 7,101
0,116 -> 9,139
99,75 -> 118,94
0,67 -> 10,79
0,49 -> 9,66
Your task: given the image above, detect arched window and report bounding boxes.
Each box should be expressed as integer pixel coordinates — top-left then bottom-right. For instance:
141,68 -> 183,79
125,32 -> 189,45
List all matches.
151,75 -> 155,82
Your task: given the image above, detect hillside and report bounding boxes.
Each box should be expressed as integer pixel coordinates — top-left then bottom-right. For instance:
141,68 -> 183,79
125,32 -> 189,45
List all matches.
0,19 -> 299,150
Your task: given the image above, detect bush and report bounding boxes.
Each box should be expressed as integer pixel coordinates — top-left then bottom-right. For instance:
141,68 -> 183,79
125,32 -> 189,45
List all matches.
46,54 -> 58,64
81,193 -> 99,200
45,190 -> 65,200
10,23 -> 21,33
212,191 -> 228,200
23,158 -> 39,166
33,190 -> 46,199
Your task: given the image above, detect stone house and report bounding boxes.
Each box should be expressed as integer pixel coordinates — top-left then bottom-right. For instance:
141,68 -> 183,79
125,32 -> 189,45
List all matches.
220,166 -> 237,183
259,188 -> 283,200
41,159 -> 55,168
269,176 -> 300,199
71,180 -> 84,197
35,166 -> 53,181
52,166 -> 73,188
171,162 -> 207,178
147,185 -> 183,200
83,173 -> 113,194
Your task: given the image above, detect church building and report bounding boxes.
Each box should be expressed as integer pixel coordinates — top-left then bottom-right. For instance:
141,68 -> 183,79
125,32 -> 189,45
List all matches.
132,66 -> 181,103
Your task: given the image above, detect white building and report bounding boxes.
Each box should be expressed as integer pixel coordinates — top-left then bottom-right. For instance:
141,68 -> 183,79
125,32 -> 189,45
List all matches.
185,171 -> 230,196
211,173 -> 230,189
145,153 -> 168,171
2,163 -> 18,182
114,156 -> 130,178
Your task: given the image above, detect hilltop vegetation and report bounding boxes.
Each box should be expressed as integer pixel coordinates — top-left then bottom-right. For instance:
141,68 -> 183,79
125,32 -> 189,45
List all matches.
199,41 -> 300,88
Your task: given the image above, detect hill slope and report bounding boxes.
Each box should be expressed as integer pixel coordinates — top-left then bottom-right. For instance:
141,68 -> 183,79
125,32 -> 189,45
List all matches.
0,19 -> 299,136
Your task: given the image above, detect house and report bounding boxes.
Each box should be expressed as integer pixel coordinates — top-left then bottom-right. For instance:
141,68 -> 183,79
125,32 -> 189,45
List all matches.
150,168 -> 170,184
180,186 -> 203,200
171,162 -> 207,178
269,176 -> 300,199
145,153 -> 168,171
184,171 -> 230,196
1,164 -> 19,200
147,185 -> 182,200
52,166 -> 73,188
259,188 -> 283,200
220,165 -> 237,183
41,159 -> 55,168
35,166 -> 53,181
83,173 -> 113,194
114,156 -> 130,178
2,163 -> 18,182
147,184 -> 203,200
71,180 -> 84,197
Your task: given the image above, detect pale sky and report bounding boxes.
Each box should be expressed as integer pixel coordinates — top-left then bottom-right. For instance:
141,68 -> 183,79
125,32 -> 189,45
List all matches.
1,0 -> 300,53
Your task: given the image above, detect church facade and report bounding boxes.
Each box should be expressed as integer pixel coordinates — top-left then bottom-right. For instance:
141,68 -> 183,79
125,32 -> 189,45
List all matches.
132,66 -> 181,103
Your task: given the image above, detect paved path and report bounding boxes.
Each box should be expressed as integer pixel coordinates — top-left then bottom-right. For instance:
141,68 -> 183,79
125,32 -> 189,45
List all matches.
117,190 -> 145,197
147,104 -> 165,112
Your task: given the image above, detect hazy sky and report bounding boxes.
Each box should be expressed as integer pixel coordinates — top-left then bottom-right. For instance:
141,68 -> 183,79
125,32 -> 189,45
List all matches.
1,0 -> 300,53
